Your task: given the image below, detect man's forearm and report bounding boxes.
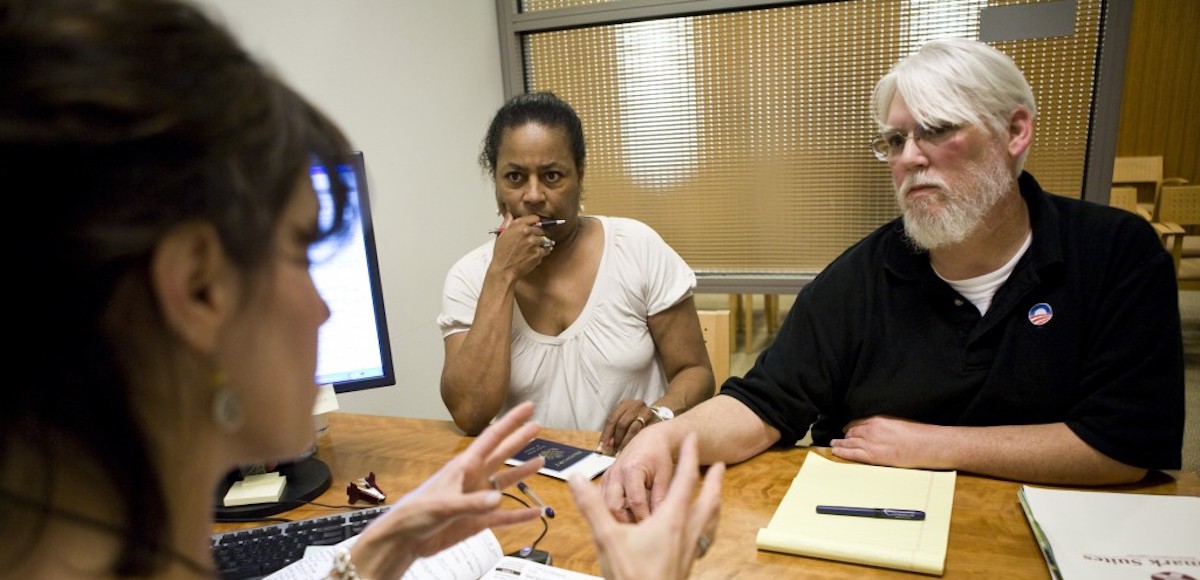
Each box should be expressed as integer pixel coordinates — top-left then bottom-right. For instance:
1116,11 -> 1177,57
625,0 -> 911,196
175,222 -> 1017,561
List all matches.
668,394 -> 781,467
934,423 -> 1147,484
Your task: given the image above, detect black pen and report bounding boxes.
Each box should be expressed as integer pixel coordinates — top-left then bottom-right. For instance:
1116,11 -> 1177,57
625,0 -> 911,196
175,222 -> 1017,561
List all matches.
815,505 -> 926,520
517,481 -> 556,518
489,219 -> 566,235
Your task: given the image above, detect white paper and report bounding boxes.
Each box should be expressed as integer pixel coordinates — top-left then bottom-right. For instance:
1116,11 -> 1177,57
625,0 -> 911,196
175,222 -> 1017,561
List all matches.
265,529 -> 501,580
482,556 -> 601,579
505,453 -> 614,481
1019,485 -> 1200,580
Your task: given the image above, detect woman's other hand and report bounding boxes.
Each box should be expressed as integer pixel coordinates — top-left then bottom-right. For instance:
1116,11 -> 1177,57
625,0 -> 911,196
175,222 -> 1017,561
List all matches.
570,432 -> 724,580
597,398 -> 657,456
347,401 -> 546,578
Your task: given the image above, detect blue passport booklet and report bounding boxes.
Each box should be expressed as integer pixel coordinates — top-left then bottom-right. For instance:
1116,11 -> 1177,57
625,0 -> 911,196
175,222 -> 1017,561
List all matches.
505,438 -> 616,481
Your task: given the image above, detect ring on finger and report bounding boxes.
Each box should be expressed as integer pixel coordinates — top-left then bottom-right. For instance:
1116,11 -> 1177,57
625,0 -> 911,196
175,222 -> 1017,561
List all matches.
634,416 -> 647,427
488,475 -> 500,491
696,534 -> 712,559
541,236 -> 555,249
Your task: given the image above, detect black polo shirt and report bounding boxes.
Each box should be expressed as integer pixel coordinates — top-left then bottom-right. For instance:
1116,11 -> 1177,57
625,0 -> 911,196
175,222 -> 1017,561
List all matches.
723,172 -> 1184,470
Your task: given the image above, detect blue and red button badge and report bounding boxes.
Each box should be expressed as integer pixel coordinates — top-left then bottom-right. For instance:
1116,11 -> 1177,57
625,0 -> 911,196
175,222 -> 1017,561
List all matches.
1027,303 -> 1053,326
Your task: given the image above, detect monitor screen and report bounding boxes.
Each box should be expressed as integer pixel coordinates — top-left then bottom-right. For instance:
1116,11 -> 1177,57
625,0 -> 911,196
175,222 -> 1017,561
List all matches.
308,151 -> 395,394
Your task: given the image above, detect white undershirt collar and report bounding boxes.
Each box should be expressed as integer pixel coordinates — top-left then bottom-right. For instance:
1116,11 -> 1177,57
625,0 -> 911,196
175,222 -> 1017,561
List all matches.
934,231 -> 1033,316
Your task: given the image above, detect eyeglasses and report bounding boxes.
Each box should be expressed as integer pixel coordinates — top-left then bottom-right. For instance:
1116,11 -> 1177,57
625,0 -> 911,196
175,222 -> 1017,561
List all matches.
869,123 -> 962,162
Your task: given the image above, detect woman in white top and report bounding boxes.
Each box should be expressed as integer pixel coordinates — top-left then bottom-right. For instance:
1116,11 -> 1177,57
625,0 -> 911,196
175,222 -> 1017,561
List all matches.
439,92 -> 714,454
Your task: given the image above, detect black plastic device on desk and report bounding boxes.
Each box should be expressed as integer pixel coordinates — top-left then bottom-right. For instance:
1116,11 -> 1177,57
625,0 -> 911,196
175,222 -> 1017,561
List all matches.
509,546 -> 553,565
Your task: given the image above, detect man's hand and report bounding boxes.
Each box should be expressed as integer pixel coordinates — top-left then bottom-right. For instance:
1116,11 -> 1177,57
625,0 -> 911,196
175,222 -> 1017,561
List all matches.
830,415 -> 946,469
599,422 -> 678,522
831,416 -> 1148,485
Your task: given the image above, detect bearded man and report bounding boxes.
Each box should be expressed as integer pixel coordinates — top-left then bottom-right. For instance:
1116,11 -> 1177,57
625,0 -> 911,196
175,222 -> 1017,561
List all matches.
599,37 -> 1184,522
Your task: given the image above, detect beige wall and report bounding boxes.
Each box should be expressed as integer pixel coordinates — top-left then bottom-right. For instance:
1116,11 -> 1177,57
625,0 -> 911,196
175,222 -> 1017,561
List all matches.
198,0 -> 505,421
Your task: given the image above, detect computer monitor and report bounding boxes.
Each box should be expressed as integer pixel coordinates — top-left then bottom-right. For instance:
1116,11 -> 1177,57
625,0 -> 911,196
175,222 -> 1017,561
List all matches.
309,151 -> 395,395
214,151 -> 395,520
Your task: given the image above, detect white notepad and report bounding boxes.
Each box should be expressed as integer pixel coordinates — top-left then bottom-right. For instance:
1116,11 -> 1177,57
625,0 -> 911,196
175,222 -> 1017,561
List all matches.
1019,485 -> 1200,579
266,528 -> 601,580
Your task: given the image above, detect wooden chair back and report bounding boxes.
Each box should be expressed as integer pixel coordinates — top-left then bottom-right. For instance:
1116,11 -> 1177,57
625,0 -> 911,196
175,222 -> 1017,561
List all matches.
1112,155 -> 1163,210
1156,184 -> 1200,290
697,309 -> 731,390
1112,155 -> 1191,220
1108,186 -> 1143,217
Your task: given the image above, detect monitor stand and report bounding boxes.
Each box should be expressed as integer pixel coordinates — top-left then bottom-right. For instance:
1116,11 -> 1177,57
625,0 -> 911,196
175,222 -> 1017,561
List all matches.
212,456 -> 332,521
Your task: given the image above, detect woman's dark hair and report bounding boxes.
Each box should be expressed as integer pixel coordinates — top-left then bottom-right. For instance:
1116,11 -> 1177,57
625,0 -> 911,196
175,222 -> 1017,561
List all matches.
479,91 -> 586,175
0,0 -> 354,575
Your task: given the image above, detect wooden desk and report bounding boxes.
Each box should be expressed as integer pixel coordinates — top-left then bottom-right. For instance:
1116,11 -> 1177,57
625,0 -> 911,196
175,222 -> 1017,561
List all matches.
215,414 -> 1200,578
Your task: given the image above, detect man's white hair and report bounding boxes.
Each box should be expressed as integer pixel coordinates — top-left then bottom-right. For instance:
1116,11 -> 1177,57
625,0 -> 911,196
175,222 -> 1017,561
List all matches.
872,37 -> 1037,171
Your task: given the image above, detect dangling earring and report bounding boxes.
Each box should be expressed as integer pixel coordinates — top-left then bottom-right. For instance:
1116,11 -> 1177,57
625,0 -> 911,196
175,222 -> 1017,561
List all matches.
211,372 -> 245,433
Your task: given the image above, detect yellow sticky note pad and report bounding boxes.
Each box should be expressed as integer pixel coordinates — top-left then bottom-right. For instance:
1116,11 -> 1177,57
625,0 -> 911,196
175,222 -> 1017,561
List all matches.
223,472 -> 287,507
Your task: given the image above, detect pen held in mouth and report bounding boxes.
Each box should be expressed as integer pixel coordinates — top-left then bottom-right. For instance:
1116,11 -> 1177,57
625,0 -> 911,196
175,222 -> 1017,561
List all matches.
489,219 -> 566,235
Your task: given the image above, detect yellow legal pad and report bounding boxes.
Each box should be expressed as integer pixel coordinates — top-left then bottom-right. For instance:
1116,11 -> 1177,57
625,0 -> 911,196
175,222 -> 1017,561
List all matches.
756,452 -> 956,575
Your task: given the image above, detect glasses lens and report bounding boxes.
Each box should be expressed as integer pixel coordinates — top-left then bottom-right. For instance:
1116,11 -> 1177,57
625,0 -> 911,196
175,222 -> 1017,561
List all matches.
870,125 -> 960,162
917,124 -> 958,145
869,136 -> 889,162
885,132 -> 908,151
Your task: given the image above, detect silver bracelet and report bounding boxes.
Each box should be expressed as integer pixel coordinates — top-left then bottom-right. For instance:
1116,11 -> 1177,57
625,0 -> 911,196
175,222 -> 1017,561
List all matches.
330,546 -> 365,580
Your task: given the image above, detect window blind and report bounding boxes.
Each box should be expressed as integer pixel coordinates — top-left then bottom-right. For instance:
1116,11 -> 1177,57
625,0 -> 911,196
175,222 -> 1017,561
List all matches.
517,0 -> 1101,275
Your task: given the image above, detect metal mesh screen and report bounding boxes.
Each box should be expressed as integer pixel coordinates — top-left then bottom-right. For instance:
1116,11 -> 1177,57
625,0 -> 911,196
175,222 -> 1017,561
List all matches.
521,0 -> 1100,273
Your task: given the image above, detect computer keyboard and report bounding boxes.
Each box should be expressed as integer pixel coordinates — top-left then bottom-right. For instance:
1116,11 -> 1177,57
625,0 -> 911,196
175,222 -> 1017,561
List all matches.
211,505 -> 390,580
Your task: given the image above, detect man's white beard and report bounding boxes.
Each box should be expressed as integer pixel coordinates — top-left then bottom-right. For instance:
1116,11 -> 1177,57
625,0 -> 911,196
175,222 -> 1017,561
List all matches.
897,150 -> 1014,251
